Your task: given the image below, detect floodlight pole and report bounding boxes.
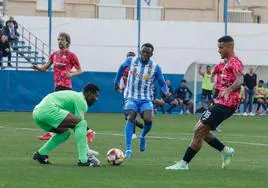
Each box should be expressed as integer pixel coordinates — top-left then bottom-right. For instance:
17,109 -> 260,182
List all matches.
48,0 -> 52,55
224,0 -> 228,35
137,0 -> 141,54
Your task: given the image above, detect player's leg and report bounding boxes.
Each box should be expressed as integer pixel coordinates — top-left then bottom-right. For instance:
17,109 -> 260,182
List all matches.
33,107 -> 71,164
132,119 -> 144,139
165,121 -> 209,170
256,98 -> 262,114
207,90 -> 213,107
124,110 -> 137,158
38,86 -> 72,140
124,99 -> 138,158
166,104 -> 235,170
167,99 -> 178,114
201,90 -> 207,109
140,101 -> 154,152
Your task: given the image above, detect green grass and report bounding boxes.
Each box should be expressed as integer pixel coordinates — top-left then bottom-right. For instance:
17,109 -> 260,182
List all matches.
0,112 -> 268,188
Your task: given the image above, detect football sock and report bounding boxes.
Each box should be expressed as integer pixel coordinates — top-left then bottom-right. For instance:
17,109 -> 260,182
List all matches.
133,123 -> 136,134
207,137 -> 225,152
182,147 -> 197,163
135,120 -> 144,129
38,130 -> 70,155
125,120 -> 134,151
141,122 -> 152,138
74,120 -> 88,163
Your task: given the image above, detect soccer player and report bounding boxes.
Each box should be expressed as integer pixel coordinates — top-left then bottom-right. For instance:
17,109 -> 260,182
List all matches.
197,65 -> 213,112
31,32 -> 95,142
166,35 -> 244,170
254,80 -> 267,115
114,43 -> 171,158
32,83 -> 101,167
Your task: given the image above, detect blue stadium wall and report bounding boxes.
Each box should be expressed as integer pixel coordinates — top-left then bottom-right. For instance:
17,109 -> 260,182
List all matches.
0,71 -> 184,112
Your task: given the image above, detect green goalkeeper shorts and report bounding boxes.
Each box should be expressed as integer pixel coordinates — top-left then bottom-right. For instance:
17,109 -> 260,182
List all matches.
33,107 -> 69,132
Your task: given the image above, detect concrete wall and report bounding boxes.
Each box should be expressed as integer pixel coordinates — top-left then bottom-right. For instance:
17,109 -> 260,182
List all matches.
6,0 -> 268,23
15,16 -> 268,75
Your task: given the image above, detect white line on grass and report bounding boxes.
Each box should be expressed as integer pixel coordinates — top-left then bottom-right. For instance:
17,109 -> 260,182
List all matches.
1,126 -> 268,147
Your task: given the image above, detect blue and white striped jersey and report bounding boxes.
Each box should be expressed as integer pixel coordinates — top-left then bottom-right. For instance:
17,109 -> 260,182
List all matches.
114,57 -> 168,101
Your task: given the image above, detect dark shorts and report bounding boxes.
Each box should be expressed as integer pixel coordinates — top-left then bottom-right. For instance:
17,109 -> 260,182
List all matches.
55,85 -> 72,92
202,89 -> 212,100
254,97 -> 265,103
213,89 -> 220,99
200,104 -> 236,130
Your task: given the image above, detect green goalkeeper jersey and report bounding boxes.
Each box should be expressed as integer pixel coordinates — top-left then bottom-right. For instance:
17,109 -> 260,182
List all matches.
34,90 -> 88,119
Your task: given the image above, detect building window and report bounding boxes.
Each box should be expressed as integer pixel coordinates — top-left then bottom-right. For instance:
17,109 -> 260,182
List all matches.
36,0 -> 64,11
228,9 -> 253,23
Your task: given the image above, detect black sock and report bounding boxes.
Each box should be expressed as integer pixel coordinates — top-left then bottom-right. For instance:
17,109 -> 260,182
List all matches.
182,147 -> 198,163
133,124 -> 136,134
207,138 -> 225,152
135,120 -> 144,129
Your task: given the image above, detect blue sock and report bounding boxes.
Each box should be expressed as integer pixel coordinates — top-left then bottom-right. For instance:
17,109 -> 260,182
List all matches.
125,120 -> 134,151
141,122 -> 152,138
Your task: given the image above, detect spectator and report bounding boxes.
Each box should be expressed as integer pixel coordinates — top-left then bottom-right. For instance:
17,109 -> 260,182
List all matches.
254,80 -> 266,115
154,79 -> 178,114
4,20 -> 19,45
237,84 -> 245,113
265,83 -> 268,109
0,35 -> 12,68
174,79 -> 193,114
0,17 -> 5,31
197,65 -> 213,113
5,16 -> 18,30
243,67 -> 257,116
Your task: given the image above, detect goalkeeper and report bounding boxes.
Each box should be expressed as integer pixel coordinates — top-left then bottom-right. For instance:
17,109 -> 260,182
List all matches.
32,83 -> 101,167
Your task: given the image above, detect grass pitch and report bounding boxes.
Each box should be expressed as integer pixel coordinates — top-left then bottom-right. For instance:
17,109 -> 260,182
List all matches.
0,112 -> 267,188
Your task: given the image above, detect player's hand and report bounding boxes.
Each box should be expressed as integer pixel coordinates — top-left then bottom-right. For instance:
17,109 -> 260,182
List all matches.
221,88 -> 231,100
114,84 -> 121,92
32,65 -> 39,70
66,72 -> 72,78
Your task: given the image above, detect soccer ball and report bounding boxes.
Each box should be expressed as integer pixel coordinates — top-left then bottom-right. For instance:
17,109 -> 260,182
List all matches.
107,148 -> 125,165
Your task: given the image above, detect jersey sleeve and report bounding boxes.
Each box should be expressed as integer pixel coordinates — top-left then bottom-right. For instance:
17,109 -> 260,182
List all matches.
231,60 -> 243,76
114,58 -> 132,85
48,52 -> 56,64
73,97 -> 87,120
213,64 -> 219,74
155,65 -> 168,94
71,53 -> 81,69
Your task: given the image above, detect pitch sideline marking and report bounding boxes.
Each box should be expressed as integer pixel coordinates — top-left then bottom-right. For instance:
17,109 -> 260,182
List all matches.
1,126 -> 268,147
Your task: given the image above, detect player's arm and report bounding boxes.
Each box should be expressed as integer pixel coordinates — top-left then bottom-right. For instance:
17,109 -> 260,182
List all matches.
210,66 -> 217,83
222,74 -> 243,100
68,68 -> 83,77
68,54 -> 83,77
32,61 -> 52,71
114,58 -> 131,91
199,66 -> 205,77
155,65 -> 169,96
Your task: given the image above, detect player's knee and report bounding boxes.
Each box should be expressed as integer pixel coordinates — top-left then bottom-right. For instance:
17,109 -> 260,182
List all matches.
126,111 -> 136,124
76,119 -> 87,129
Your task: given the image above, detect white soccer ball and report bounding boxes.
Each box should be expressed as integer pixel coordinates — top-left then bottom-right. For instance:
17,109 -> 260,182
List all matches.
107,148 -> 125,165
